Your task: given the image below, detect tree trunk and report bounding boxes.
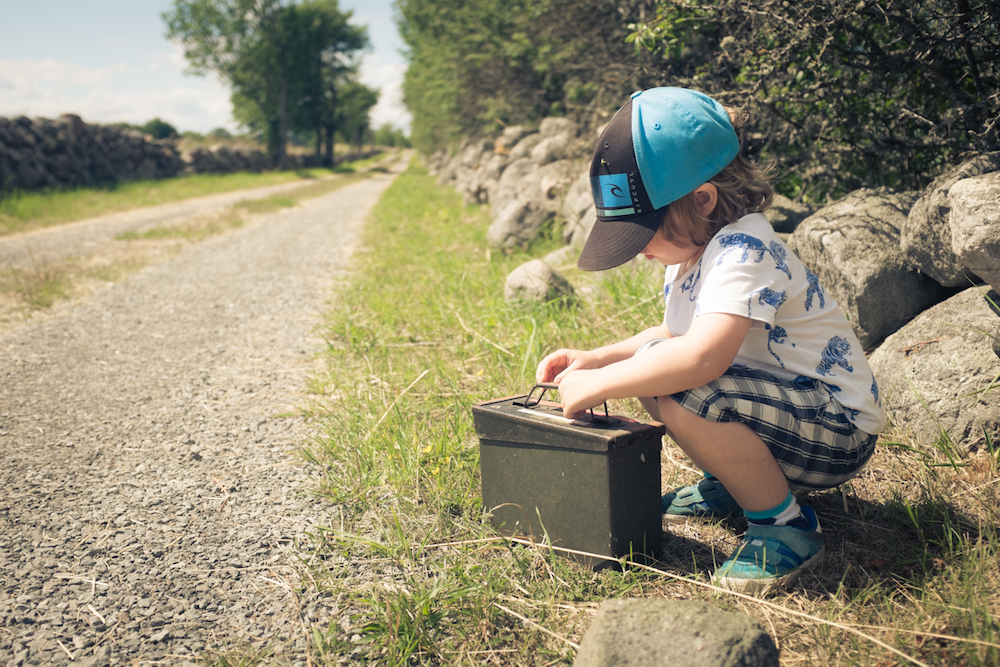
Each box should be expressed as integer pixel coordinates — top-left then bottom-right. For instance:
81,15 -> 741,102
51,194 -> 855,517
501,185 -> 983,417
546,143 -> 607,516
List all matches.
324,125 -> 335,167
276,55 -> 289,170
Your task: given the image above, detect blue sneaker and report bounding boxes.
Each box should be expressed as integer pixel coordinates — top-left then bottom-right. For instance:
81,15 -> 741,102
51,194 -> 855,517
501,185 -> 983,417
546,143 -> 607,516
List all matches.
712,506 -> 825,595
661,477 -> 742,523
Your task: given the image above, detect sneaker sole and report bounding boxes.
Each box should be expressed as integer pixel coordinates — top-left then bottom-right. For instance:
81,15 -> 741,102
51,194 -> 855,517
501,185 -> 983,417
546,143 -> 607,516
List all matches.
712,547 -> 824,596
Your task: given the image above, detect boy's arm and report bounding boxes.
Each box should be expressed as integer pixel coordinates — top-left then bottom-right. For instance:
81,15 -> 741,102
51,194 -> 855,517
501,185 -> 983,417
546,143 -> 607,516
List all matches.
535,324 -> 672,383
556,313 -> 752,418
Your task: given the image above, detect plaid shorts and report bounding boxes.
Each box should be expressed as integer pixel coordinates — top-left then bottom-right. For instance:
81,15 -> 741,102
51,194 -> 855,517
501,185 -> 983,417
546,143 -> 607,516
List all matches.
671,365 -> 877,490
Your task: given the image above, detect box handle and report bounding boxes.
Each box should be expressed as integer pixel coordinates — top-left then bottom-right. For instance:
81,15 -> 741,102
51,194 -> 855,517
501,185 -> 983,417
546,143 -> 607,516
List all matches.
515,382 -> 612,421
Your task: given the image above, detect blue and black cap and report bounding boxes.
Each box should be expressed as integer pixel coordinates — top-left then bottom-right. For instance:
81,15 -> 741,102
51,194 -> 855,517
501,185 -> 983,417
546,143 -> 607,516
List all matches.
577,87 -> 740,271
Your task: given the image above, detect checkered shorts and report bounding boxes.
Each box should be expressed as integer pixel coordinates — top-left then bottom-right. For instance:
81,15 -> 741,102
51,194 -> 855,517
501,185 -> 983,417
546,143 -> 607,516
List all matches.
671,366 -> 877,490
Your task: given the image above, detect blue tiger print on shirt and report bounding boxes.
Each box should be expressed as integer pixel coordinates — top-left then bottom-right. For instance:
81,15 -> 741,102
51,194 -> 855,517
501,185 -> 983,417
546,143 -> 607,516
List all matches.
768,241 -> 792,279
750,287 -> 787,317
680,261 -> 702,301
765,324 -> 788,368
716,233 -> 792,279
805,268 -> 825,311
816,336 -> 854,376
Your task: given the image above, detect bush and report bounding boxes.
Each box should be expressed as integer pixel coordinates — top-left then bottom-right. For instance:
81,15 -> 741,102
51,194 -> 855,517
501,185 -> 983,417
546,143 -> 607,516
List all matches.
629,0 -> 1000,199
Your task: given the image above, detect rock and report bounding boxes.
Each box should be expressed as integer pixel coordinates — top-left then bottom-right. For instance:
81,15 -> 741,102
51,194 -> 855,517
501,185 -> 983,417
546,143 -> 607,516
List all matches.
561,170 -> 593,231
508,134 -> 544,162
900,152 -> 1000,286
539,117 -> 579,139
504,260 -> 574,303
948,172 -> 1000,292
868,287 -> 1000,451
487,199 -> 550,250
788,188 -> 950,350
530,133 -> 574,166
766,194 -> 814,233
574,599 -> 779,667
567,204 -> 598,249
494,126 -> 535,155
492,158 -> 536,216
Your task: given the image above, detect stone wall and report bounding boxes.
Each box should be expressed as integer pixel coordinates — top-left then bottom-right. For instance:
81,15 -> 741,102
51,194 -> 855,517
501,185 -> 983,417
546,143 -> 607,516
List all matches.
0,114 -> 337,192
0,115 -> 185,191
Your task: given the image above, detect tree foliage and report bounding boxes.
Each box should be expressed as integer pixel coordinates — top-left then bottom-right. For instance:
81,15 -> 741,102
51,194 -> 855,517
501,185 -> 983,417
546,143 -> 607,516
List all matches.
396,0 -> 665,153
164,0 -> 368,168
629,0 -> 1000,198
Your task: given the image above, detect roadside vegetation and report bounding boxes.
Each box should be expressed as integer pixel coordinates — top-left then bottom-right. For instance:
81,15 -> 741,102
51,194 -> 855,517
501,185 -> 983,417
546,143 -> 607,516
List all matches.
282,161 -> 1000,666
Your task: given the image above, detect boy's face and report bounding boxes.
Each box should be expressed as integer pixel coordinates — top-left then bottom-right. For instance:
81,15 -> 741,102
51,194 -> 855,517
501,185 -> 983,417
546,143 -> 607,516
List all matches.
639,230 -> 706,268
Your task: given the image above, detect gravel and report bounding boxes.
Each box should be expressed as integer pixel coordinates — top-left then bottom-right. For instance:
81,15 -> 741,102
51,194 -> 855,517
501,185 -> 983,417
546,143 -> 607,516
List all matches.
0,155 -> 406,666
0,177 -> 339,271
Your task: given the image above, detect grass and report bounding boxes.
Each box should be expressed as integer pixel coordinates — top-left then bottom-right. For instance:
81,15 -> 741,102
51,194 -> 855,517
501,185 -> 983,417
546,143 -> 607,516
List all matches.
287,160 -> 1000,666
0,159 -> 380,238
0,163 -> 376,327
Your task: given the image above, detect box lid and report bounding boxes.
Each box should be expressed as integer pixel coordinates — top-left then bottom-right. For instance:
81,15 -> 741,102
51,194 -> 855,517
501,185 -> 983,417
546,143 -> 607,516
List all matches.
472,393 -> 665,452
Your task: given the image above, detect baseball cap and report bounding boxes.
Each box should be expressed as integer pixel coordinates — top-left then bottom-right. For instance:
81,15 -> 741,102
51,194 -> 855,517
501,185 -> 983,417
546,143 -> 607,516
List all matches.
577,88 -> 740,271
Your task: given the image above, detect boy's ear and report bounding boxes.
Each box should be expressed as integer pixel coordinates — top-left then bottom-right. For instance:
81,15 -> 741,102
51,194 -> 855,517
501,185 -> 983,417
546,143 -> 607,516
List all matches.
693,183 -> 718,216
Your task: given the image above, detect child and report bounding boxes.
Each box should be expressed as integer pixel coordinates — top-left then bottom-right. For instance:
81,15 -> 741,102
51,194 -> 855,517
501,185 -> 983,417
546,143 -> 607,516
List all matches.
535,88 -> 885,594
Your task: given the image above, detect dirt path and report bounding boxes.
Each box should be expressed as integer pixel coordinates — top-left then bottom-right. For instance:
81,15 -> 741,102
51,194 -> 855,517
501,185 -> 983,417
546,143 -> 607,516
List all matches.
0,153 -> 408,666
0,171 -> 360,271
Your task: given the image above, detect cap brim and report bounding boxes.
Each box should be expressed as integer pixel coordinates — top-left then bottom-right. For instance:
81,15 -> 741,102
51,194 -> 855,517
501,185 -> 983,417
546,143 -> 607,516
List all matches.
577,208 -> 663,271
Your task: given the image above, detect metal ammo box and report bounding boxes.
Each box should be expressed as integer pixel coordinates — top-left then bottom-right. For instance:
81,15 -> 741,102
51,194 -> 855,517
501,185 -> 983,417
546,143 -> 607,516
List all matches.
472,385 -> 665,569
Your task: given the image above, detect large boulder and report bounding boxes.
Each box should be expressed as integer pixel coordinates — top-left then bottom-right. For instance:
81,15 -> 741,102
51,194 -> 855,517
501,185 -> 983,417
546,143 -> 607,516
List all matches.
788,188 -> 950,350
948,172 -> 1000,293
574,599 -> 779,667
868,287 -> 1000,452
900,152 -> 1000,286
504,259 -> 574,303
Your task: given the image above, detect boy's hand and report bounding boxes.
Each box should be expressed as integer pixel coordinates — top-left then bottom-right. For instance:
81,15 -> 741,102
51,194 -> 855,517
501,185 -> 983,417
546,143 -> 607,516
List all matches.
555,368 -> 607,420
535,349 -> 600,384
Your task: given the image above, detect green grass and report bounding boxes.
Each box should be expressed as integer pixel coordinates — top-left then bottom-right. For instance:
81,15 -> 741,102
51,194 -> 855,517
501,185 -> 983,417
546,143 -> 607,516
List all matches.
282,161 -> 1000,666
0,157 -> 383,238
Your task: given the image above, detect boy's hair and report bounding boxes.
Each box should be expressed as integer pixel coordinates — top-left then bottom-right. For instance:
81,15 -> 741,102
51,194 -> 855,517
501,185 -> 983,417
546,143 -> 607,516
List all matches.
661,108 -> 774,247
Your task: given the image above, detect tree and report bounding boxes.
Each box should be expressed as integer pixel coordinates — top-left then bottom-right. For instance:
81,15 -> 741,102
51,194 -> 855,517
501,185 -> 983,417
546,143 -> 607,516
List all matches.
396,0 -> 664,153
163,0 -> 368,168
628,0 -> 1000,197
335,80 -> 379,151
140,118 -> 179,139
288,0 -> 369,165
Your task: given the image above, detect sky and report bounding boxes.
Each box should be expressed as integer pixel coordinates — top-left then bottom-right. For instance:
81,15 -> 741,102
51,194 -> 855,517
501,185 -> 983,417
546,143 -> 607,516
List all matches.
0,0 -> 411,134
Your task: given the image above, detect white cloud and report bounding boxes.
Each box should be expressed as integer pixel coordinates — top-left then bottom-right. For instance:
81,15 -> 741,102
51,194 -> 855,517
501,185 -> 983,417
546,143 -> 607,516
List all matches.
357,54 -> 411,132
0,56 -> 237,133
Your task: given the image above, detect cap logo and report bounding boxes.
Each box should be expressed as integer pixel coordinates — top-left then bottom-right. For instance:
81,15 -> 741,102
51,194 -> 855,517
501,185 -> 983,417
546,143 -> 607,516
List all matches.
592,174 -> 635,217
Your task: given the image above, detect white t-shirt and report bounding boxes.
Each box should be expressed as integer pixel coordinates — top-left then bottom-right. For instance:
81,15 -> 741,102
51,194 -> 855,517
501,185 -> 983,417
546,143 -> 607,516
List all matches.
662,213 -> 886,435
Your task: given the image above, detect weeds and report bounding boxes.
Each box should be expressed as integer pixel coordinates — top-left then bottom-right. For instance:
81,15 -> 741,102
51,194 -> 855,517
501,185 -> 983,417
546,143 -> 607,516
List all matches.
288,160 -> 1000,666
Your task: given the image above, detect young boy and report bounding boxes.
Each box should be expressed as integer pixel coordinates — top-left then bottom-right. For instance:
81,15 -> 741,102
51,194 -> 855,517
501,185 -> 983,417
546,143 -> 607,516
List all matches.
535,88 -> 885,594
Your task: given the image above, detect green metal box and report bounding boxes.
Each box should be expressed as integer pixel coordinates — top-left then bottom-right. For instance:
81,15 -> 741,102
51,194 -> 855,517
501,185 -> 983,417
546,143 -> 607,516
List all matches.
472,389 -> 665,569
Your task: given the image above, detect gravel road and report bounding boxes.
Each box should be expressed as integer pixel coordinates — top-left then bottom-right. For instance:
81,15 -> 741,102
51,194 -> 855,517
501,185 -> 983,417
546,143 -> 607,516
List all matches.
0,177 -> 342,270
0,153 -> 408,666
